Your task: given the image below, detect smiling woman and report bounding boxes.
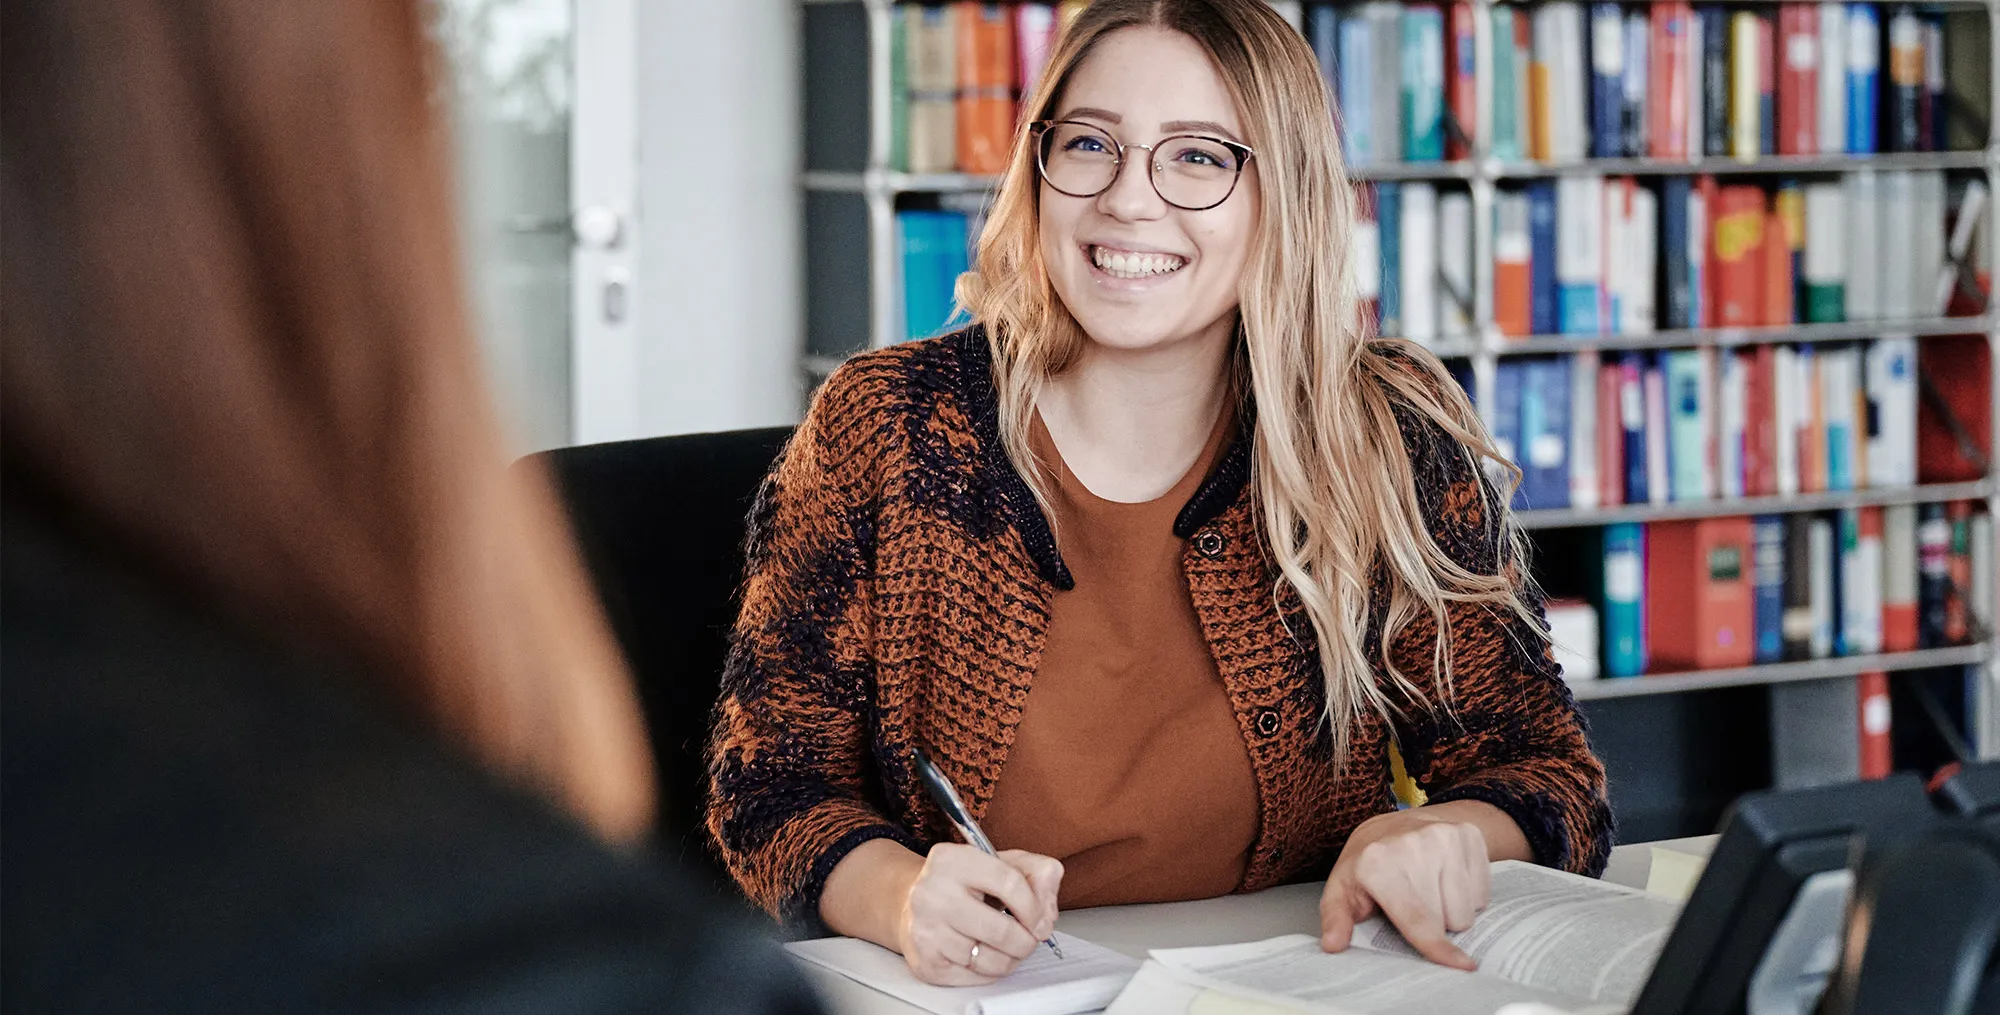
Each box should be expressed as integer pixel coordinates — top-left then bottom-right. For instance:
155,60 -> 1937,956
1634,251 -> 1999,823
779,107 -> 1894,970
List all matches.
705,0 -> 1612,991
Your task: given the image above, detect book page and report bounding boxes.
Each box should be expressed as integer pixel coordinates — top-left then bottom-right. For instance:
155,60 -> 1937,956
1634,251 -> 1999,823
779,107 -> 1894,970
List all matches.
1115,936 -> 1616,1015
785,931 -> 1138,1015
1348,861 -> 1679,1008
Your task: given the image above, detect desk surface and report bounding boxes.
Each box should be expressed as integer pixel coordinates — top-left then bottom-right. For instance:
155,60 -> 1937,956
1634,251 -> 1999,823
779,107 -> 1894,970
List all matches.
799,835 -> 1718,1015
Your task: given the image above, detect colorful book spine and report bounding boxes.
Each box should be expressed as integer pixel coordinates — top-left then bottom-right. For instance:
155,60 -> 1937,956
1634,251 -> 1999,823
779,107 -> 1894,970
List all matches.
1620,354 -> 1650,503
1711,185 -> 1766,327
1403,5 -> 1447,161
1845,3 -> 1880,154
1757,12 -> 1778,155
1858,672 -> 1892,779
1520,357 -> 1573,509
1882,503 -> 1920,651
1447,2 -> 1477,159
906,5 -> 959,174
1604,522 -> 1648,676
1662,177 -> 1694,329
1729,12 -> 1762,161
1378,182 -> 1403,336
1886,5 -> 1924,152
1495,191 -> 1533,337
1644,360 -> 1671,505
1923,15 -> 1945,150
1557,175 -> 1604,335
1528,182 -> 1559,335
1838,506 -> 1885,655
1622,10 -> 1650,157
1597,359 -> 1626,506
1571,350 -> 1601,510
1801,182 -> 1846,322
1338,12 -> 1375,163
1664,349 -> 1710,501
1782,514 -> 1816,658
1918,501 -> 1951,646
1491,7 -> 1524,162
954,2 -> 1014,176
1015,4 -> 1057,100
1753,515 -> 1788,662
1649,4 -> 1692,159
1699,6 -> 1732,156
1778,4 -> 1820,155
1400,183 -> 1439,344
1590,4 -> 1626,159
1817,2 -> 1848,153
1494,361 -> 1527,508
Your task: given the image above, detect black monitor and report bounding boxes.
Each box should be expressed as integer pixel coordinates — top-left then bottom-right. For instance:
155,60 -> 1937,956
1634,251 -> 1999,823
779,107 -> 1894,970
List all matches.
1630,773 -> 1937,1015
1936,761 -> 2000,831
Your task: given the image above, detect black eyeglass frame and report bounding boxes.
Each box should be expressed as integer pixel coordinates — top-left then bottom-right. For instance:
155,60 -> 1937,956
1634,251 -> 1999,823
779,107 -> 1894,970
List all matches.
1029,119 -> 1256,212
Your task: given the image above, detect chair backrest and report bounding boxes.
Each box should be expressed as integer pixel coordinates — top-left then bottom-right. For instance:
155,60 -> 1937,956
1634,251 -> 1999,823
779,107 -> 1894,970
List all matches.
527,426 -> 793,896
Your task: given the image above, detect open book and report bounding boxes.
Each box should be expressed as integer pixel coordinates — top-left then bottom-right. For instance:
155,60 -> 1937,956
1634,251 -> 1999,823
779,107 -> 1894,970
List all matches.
785,931 -> 1139,1015
1105,861 -> 1681,1015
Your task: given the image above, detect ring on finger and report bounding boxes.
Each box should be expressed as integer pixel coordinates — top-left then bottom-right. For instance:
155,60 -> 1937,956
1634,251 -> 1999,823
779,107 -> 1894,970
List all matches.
968,942 -> 981,966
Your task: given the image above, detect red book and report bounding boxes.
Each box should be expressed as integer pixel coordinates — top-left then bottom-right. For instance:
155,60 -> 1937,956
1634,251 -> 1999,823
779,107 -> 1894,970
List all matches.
1647,516 -> 1758,671
1649,3 -> 1692,159
1760,209 -> 1794,325
1711,186 -> 1766,327
1698,175 -> 1721,328
1447,2 -> 1477,159
1917,335 -> 1994,483
1597,362 -> 1625,506
1776,4 -> 1819,155
1858,671 -> 1893,779
1757,14 -> 1777,154
1946,500 -> 1974,643
955,2 -> 1017,175
1742,345 -> 1774,496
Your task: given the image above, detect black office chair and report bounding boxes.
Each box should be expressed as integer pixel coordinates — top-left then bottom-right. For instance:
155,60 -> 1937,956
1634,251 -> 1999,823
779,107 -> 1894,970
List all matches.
526,426 -> 794,901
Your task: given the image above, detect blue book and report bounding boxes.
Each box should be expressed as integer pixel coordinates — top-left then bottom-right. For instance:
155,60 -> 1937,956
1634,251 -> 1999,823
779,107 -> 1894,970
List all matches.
1402,6 -> 1446,161
1664,349 -> 1707,501
897,210 -> 968,340
1621,10 -> 1649,157
1377,182 -> 1402,335
1447,359 -> 1477,405
1846,4 -> 1880,154
1661,178 -> 1693,330
1603,522 -> 1647,677
1493,361 -> 1527,510
1619,354 -> 1649,503
1520,357 -> 1573,510
1556,177 -> 1601,335
1697,6 -> 1732,156
1752,515 -> 1786,662
1336,11 -> 1373,163
1526,182 -> 1560,335
1589,3 -> 1625,158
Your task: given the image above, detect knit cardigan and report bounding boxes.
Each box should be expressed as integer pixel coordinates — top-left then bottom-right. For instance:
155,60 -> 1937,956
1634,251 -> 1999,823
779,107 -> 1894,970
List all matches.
705,327 -> 1612,931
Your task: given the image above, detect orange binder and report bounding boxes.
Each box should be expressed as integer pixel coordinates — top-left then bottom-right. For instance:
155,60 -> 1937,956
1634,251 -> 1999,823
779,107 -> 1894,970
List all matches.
1761,208 -> 1794,325
1647,516 -> 1758,671
955,2 -> 1016,175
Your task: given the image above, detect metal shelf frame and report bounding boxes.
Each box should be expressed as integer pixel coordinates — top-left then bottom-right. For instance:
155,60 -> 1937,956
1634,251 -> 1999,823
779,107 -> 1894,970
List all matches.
801,0 -> 2000,746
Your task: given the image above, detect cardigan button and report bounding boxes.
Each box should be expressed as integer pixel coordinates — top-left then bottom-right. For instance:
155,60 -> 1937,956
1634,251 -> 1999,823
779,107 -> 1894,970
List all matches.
1254,707 -> 1281,737
1193,529 -> 1227,558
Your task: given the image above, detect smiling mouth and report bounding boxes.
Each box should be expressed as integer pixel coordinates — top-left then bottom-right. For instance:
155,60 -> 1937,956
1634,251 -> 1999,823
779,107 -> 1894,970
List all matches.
1088,244 -> 1188,279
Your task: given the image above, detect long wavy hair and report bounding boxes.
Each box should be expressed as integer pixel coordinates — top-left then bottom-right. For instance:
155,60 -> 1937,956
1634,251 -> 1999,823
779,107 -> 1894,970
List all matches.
958,0 -> 1539,769
2,0 -> 655,840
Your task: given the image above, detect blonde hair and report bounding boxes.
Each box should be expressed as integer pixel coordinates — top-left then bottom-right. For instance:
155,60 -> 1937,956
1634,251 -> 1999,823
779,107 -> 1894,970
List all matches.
959,0 -> 1539,769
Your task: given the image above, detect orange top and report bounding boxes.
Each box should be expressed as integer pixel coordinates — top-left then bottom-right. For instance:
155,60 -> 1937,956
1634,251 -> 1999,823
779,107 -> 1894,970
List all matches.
981,407 -> 1258,908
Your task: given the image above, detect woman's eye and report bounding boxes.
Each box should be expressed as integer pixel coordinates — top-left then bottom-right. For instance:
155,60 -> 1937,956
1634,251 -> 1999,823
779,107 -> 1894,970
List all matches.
1174,147 -> 1226,167
1064,136 -> 1108,153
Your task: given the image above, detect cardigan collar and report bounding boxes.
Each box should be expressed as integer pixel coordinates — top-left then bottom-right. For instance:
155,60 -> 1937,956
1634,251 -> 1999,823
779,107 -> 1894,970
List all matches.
948,327 -> 1256,592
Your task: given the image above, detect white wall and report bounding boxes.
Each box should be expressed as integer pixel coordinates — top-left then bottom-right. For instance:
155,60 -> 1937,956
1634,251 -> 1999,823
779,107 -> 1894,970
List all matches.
632,0 -> 804,436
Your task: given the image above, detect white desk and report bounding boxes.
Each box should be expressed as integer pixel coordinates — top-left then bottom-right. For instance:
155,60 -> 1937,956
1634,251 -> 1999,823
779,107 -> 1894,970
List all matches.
799,836 -> 1719,1015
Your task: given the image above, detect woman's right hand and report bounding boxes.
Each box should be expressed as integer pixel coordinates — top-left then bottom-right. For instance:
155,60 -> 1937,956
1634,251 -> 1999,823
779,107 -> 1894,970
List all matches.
894,844 -> 1063,986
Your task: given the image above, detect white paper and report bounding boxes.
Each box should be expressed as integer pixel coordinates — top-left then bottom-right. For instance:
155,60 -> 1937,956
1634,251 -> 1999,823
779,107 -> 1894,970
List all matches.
786,931 -> 1139,1015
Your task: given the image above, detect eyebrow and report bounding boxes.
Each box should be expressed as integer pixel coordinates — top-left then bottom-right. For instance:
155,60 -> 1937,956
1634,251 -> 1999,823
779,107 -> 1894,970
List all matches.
1057,107 -> 1246,144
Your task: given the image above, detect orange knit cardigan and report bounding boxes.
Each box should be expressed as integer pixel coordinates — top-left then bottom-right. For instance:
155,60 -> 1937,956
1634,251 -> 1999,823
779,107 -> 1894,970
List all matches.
705,327 -> 1612,931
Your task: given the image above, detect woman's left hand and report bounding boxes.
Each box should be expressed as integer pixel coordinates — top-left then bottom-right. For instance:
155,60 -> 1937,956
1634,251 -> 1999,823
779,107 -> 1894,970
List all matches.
1317,806 -> 1496,970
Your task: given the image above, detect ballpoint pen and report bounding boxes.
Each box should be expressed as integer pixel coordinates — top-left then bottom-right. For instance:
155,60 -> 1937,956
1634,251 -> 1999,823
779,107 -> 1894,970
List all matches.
910,746 -> 1064,959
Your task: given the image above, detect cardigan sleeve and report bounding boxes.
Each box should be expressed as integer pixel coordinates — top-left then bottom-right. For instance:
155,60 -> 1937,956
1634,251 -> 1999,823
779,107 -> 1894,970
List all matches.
704,361 -> 923,932
1381,402 -> 1615,878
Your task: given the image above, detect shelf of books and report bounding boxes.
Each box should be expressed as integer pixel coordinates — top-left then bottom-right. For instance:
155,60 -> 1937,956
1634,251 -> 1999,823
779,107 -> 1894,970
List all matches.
799,0 -> 1999,763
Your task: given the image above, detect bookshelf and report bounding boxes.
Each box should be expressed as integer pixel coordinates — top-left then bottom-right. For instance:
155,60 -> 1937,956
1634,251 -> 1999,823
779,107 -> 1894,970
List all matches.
800,0 -> 2000,783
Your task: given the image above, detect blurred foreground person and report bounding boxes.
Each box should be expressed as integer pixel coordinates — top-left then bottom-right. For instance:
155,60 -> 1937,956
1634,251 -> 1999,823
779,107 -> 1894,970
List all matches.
0,2 -> 818,1012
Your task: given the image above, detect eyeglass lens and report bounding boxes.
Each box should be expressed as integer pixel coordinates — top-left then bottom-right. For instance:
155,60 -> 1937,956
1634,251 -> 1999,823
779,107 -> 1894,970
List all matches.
1037,122 -> 1243,210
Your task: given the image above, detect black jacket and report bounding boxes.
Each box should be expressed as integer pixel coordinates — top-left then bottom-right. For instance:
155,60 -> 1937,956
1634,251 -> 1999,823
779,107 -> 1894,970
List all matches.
1,506 -> 822,1015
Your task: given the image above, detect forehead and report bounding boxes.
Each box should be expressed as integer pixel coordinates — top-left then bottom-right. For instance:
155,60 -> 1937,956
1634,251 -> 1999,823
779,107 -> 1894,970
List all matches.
1057,25 -> 1245,137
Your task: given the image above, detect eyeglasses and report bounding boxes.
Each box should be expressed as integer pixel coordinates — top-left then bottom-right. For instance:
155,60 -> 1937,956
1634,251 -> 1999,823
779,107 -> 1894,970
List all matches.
1030,119 -> 1255,212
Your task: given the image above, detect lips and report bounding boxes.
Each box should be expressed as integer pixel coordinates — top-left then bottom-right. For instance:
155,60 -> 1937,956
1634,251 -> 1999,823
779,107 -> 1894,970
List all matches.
1088,243 -> 1188,279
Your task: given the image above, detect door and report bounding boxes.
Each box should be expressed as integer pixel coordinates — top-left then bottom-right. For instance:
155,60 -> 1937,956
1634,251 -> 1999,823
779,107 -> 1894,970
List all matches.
431,0 -> 640,450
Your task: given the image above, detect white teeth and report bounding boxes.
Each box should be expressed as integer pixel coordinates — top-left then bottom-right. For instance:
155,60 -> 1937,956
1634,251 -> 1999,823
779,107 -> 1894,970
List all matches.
1090,245 -> 1186,279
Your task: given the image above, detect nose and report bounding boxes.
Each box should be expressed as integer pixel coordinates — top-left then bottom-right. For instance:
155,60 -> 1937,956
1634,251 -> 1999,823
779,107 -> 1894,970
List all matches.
1096,143 -> 1167,222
